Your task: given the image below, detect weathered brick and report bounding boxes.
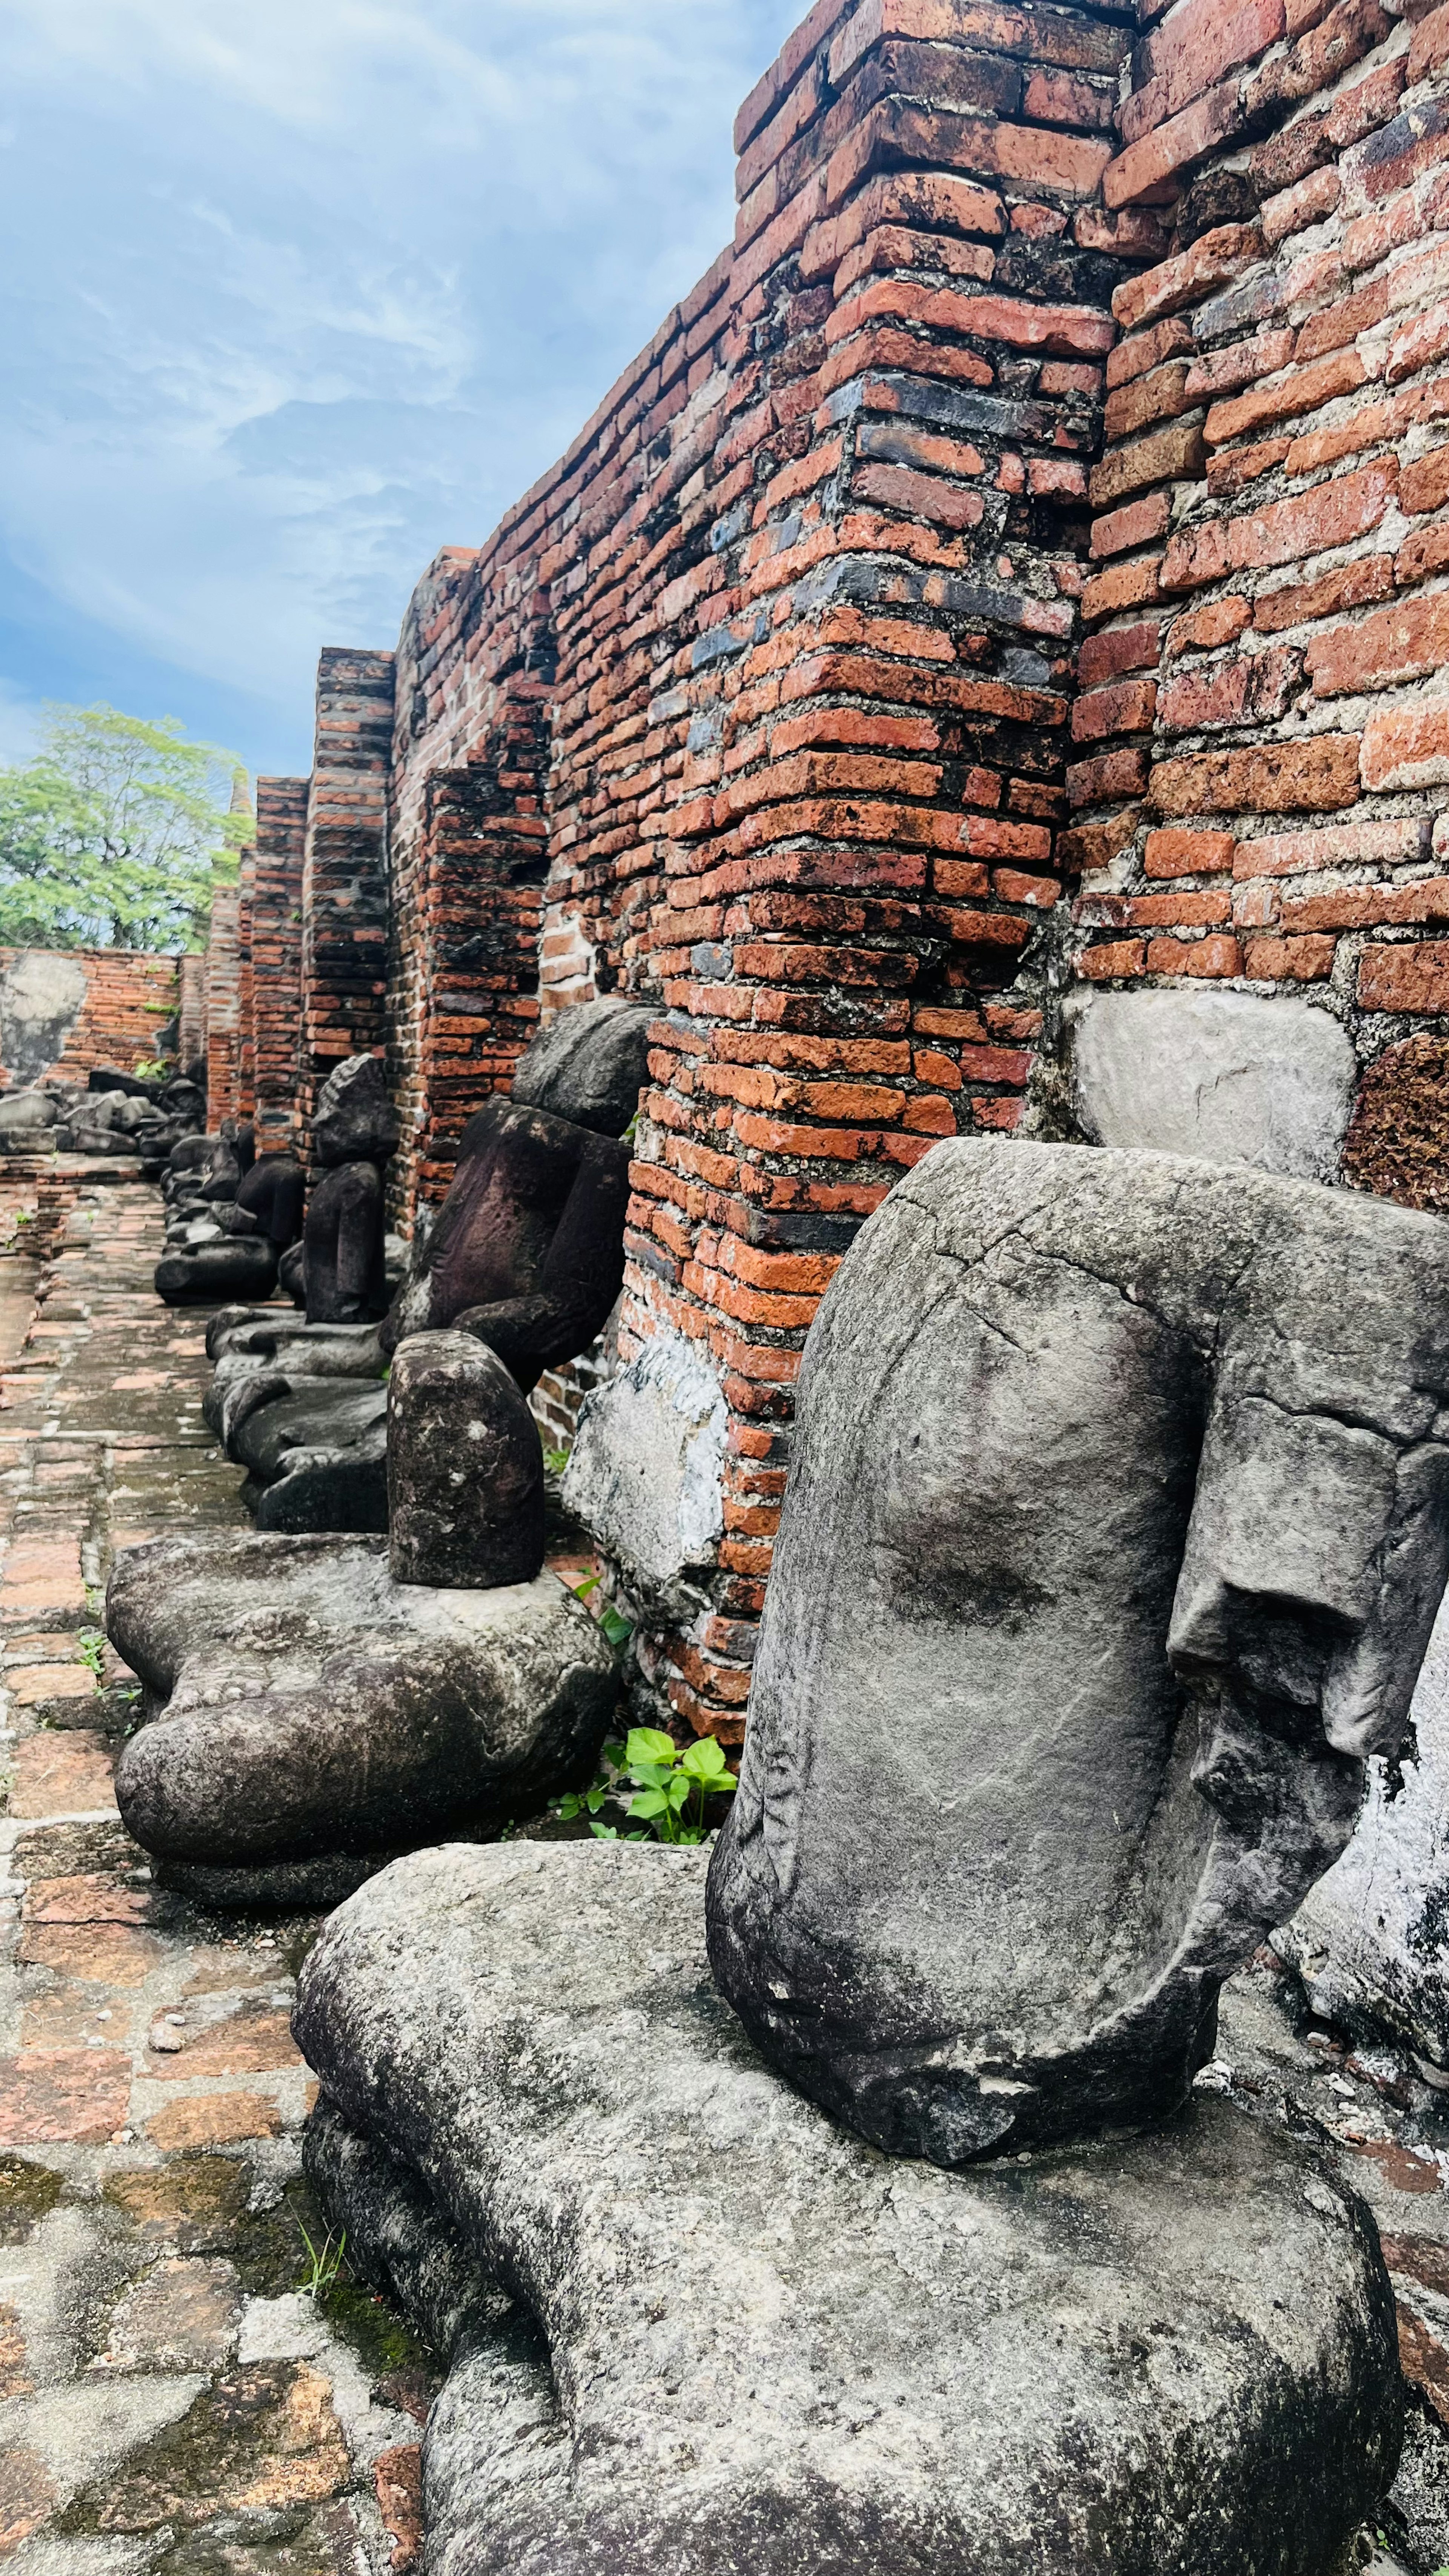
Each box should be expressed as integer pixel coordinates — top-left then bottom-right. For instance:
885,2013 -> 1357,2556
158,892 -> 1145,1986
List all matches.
1252,552 -> 1397,631
1078,621 -> 1164,686
1071,678 -> 1159,741
1090,420 -> 1208,511
1360,941 -> 1449,1011
1067,746 -> 1152,805
1165,596 -> 1251,656
1145,932 -> 1243,975
1106,315 -> 1195,392
1079,938 -> 1147,978
1103,363 -> 1196,443
1243,933 -> 1337,976
1144,827 -> 1238,875
1361,701 -> 1449,790
1148,736 -> 1363,812
1307,594 -> 1449,695
1402,448 -> 1449,517
1204,349 -> 1367,447
1111,225 -> 1265,334
1104,84 -> 1244,211
1260,164 -> 1341,248
1082,555 -> 1165,620
1091,492 -> 1173,559
1163,460 -> 1398,587
1234,818 -> 1424,874
1158,645 -> 1303,731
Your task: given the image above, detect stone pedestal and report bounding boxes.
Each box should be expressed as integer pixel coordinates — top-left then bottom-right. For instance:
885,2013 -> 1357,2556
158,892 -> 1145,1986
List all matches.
108,1534 -> 616,1904
296,1842 -> 1402,2576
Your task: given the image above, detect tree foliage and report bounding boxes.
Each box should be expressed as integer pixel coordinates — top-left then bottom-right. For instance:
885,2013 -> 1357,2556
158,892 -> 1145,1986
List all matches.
0,703 -> 252,953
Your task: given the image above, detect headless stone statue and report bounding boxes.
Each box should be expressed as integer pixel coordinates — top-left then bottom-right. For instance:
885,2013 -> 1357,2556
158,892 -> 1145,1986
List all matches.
155,1131 -> 303,1307
109,1333 -> 587,1904
299,1055 -> 398,1324
279,1137 -> 1448,2575
208,999 -> 651,1530
707,1139 -> 1449,2164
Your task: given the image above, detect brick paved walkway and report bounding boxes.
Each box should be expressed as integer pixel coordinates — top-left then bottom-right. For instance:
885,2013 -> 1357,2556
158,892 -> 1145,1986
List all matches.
2,1172 -> 1449,2571
0,1176 -> 429,2574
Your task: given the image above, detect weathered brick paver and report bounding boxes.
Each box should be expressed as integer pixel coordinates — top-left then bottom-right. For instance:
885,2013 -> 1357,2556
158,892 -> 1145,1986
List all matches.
0,1177 -> 432,2574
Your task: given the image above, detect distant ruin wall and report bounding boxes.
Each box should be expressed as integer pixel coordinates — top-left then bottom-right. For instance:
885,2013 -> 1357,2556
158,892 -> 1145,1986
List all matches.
194,0 -> 1449,1738
0,947 -> 181,1091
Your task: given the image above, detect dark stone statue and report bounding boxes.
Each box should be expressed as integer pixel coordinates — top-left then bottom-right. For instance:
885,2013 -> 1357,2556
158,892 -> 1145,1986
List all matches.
207,1000 -> 651,1530
388,1333 -> 545,1589
706,1140 -> 1449,2164
276,1137 -> 1449,2576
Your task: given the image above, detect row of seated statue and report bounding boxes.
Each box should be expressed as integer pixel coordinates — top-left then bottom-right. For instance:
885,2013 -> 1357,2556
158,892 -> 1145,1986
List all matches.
109,1076 -> 1449,2570
154,1049 -> 401,1318
162,1003 -> 653,1532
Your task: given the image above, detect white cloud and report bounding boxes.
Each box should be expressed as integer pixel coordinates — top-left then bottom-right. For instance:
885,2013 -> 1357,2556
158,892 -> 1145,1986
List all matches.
0,0 -> 803,770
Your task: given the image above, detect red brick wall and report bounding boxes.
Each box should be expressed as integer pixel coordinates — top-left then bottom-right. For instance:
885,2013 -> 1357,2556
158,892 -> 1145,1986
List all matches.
300,649 -> 395,1147
252,779 -> 308,1155
190,0 -> 1449,1736
0,949 -> 182,1089
204,890 -> 242,1123
1066,0 -> 1449,1200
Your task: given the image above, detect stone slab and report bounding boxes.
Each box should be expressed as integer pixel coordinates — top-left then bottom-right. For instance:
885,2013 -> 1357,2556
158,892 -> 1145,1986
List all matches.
562,1326 -> 726,1614
1066,988 -> 1357,1179
297,1841 -> 1402,2576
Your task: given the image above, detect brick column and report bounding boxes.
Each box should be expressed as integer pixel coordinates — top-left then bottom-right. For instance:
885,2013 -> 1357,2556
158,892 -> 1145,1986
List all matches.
204,889 -> 242,1128
177,954 -> 206,1078
235,854 -> 257,1121
609,0 -> 1151,1738
301,647 -> 395,1140
252,779 -> 308,1154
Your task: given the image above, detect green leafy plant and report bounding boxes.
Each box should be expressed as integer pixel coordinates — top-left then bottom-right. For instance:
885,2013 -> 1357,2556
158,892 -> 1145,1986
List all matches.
76,1629 -> 105,1682
555,1725 -> 739,1847
543,1447 -> 571,1477
296,2215 -> 348,2301
132,1056 -> 169,1080
570,1569 -> 633,1653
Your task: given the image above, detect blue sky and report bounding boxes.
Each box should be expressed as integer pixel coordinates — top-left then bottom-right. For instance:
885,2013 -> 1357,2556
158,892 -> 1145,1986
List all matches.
0,0 -> 803,781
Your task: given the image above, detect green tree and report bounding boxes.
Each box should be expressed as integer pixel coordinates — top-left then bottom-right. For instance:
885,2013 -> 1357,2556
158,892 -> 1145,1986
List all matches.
0,703 -> 252,953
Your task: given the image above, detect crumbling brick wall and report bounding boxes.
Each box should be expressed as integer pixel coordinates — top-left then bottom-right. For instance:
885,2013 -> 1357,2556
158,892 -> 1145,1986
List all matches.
299,650 -> 395,1151
251,780 -> 307,1155
197,0 -> 1449,1738
1064,0 -> 1449,1198
204,889 -> 242,1123
0,949 -> 182,1090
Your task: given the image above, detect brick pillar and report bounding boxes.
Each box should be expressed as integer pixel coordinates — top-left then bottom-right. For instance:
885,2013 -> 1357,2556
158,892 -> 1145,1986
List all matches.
301,647 -> 395,1141
252,779 -> 308,1154
177,954 -> 206,1077
204,888 -> 242,1129
614,0 -> 1151,1738
235,852 -> 257,1121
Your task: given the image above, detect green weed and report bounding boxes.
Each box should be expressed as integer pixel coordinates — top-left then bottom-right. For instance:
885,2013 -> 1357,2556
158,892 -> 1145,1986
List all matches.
295,2215 -> 348,2301
554,1725 -> 738,1847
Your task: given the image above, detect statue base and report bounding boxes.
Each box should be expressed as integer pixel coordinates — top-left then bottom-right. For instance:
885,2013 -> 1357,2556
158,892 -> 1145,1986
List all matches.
297,1843 -> 1402,2576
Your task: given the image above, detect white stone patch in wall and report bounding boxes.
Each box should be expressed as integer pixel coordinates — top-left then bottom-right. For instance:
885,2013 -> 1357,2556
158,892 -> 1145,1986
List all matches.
0,948 -> 88,1083
1066,988 -> 1356,1181
1276,1580 -> 1449,2074
563,1329 -> 726,1615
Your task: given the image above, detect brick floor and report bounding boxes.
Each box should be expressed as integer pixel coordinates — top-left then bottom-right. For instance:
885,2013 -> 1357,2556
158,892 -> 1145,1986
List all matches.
0,1177 -> 431,2574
